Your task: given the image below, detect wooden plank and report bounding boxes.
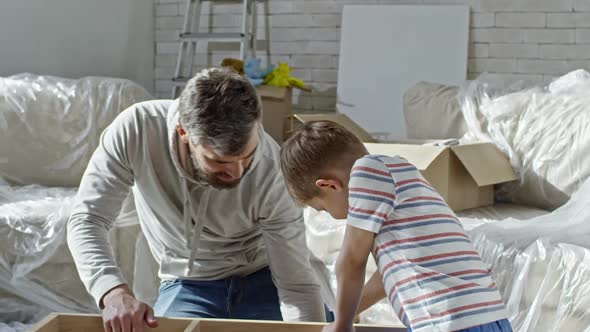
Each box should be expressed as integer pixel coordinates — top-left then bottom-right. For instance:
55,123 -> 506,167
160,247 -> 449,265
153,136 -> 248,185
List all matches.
52,315 -> 104,332
146,317 -> 194,332
183,320 -> 201,332
58,316 -> 192,332
200,320 -> 322,332
199,319 -> 405,332
29,313 -> 60,332
356,326 -> 406,332
31,313 -> 406,332
31,313 -> 195,332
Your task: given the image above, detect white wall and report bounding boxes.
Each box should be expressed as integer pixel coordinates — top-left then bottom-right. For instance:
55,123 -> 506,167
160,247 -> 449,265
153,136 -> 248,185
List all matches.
0,0 -> 154,92
154,0 -> 590,111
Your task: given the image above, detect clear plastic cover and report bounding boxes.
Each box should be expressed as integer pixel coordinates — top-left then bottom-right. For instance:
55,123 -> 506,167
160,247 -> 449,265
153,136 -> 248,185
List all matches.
0,284 -> 50,331
0,74 -> 152,330
0,73 -> 152,187
458,70 -> 590,210
458,203 -> 548,231
0,186 -> 143,331
470,178 -> 590,331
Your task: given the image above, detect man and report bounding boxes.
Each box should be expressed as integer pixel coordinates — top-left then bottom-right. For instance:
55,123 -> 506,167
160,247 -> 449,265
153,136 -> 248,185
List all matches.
67,68 -> 324,332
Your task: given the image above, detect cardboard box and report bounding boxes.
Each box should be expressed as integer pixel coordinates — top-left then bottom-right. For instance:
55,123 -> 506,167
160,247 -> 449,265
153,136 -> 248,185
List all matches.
257,85 -> 292,144
364,143 -> 518,211
294,113 -> 518,211
31,313 -> 404,332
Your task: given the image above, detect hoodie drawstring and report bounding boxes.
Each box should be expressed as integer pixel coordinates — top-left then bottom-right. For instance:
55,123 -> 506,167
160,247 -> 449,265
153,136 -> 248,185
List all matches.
182,178 -> 211,275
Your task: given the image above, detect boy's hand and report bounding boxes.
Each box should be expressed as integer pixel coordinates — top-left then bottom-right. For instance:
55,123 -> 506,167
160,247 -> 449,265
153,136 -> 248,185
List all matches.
322,322 -> 355,332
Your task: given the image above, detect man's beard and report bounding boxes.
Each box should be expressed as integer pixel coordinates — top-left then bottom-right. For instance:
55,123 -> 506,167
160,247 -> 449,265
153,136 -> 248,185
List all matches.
190,155 -> 250,189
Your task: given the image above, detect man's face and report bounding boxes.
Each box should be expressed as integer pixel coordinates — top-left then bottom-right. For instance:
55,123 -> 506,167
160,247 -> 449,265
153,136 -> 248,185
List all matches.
180,125 -> 258,189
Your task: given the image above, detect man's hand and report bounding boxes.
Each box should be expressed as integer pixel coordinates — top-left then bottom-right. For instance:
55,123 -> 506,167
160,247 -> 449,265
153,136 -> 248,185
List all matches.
322,322 -> 355,332
101,284 -> 158,332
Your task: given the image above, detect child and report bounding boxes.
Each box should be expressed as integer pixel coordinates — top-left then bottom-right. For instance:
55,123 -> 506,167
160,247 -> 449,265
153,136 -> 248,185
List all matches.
280,121 -> 512,332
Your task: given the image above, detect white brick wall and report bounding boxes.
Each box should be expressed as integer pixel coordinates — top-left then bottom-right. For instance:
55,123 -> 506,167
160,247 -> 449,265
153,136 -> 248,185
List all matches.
496,13 -> 546,28
576,0 -> 590,11
547,13 -> 576,28
489,44 -> 539,59
523,29 -> 576,43
155,0 -> 590,112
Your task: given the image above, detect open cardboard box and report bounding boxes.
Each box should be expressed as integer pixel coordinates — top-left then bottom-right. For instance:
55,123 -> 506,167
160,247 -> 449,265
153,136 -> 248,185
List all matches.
30,313 -> 405,332
256,85 -> 292,144
294,113 -> 518,211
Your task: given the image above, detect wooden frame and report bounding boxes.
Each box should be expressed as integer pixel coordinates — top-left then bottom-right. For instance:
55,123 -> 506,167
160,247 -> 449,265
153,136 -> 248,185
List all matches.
30,313 -> 406,332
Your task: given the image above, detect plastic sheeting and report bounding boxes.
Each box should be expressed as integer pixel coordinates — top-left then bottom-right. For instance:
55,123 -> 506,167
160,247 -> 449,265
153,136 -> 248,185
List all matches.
470,179 -> 590,331
0,185 -> 90,329
0,74 -> 152,330
458,203 -> 548,231
0,185 -> 143,331
0,73 -> 152,187
303,204 -> 547,326
458,70 -> 590,210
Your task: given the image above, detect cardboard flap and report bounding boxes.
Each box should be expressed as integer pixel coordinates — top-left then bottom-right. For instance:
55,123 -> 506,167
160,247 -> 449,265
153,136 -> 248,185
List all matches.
294,113 -> 377,143
451,143 -> 518,186
256,85 -> 289,99
364,143 -> 446,170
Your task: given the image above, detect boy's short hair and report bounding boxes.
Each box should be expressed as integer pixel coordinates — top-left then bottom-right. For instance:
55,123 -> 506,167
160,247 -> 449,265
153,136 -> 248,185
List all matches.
280,120 -> 368,203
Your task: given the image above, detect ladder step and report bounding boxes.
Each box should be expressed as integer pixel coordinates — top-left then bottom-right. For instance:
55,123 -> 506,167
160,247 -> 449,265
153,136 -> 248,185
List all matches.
180,32 -> 246,42
172,77 -> 189,85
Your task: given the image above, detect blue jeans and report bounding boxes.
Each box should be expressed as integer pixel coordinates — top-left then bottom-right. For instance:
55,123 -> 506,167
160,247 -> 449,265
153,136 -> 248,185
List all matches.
408,319 -> 512,332
153,266 -> 282,320
458,319 -> 512,332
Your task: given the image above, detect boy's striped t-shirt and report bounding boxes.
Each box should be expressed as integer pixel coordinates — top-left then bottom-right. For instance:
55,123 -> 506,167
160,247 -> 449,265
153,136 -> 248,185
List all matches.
347,155 -> 508,332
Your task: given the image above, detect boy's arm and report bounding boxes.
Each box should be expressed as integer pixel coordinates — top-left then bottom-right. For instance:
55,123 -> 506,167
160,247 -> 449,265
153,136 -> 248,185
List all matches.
325,155 -> 396,331
332,225 -> 375,331
357,270 -> 386,316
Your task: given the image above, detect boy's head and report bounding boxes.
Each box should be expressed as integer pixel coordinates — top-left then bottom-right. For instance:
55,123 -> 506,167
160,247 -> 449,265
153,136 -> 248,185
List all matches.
280,120 -> 368,219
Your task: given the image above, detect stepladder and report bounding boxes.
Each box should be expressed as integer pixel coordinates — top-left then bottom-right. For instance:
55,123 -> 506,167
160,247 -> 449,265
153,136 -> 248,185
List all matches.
171,0 -> 258,98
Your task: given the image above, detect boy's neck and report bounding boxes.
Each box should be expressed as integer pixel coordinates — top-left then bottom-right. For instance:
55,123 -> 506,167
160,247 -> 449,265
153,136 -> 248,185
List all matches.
341,151 -> 367,178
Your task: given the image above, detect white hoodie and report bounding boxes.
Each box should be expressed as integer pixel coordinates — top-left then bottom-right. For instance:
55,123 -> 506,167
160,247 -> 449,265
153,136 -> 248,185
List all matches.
67,99 -> 324,321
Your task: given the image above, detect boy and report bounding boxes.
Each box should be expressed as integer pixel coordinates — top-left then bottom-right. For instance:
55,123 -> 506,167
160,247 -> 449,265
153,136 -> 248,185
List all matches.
280,121 -> 512,332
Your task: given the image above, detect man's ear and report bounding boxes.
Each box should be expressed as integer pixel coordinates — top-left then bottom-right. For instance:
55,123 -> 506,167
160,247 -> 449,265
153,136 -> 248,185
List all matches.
176,123 -> 190,144
315,178 -> 344,192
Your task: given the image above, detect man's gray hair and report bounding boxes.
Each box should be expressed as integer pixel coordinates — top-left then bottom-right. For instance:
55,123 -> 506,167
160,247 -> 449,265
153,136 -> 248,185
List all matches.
178,67 -> 261,155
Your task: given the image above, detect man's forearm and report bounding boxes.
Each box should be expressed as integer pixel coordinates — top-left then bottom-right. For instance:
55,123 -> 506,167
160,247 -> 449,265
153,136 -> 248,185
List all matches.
67,213 -> 126,308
